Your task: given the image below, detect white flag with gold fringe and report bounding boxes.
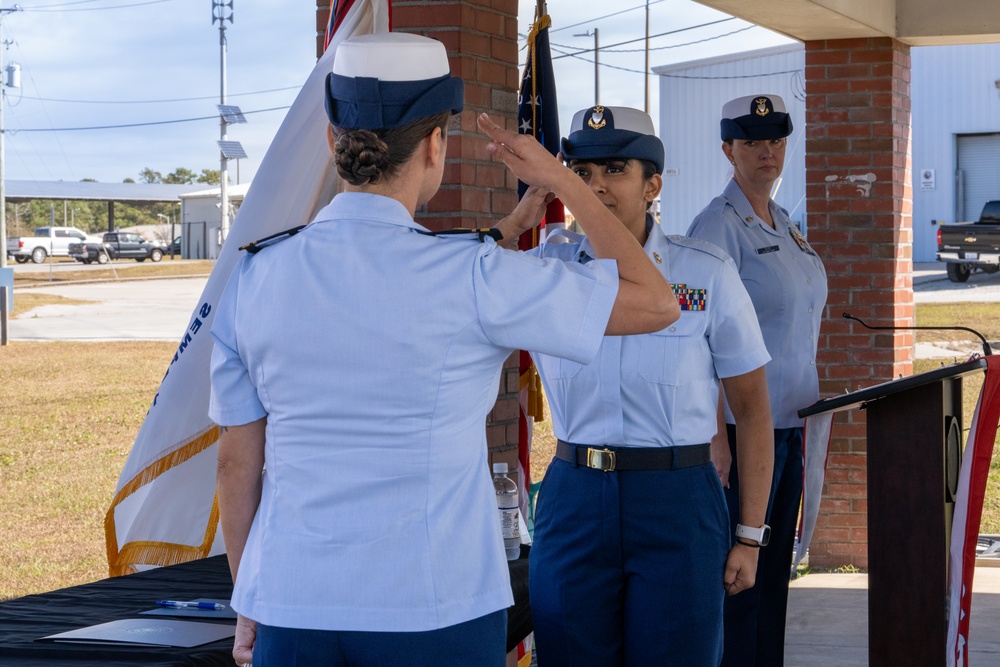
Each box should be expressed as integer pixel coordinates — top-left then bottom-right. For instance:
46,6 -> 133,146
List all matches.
105,0 -> 391,576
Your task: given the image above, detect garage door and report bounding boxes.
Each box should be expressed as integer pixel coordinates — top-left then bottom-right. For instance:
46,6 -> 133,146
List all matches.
957,133 -> 1000,221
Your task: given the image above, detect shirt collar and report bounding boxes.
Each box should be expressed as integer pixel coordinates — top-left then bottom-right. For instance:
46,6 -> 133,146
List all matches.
722,178 -> 786,234
317,192 -> 431,233
577,213 -> 670,273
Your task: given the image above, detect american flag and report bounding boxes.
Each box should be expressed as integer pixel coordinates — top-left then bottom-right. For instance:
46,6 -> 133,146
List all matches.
514,8 -> 563,539
516,7 -> 565,238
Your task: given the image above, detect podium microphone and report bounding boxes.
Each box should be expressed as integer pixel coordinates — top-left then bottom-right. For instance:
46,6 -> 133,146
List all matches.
842,312 -> 993,357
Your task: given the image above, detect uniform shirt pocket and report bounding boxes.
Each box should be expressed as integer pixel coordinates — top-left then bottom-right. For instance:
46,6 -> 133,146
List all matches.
632,315 -> 710,385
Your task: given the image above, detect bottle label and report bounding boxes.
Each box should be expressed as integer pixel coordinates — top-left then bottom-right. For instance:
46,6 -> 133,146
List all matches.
499,507 -> 520,540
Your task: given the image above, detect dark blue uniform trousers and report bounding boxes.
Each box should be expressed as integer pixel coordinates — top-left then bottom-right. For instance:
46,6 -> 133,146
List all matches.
720,425 -> 803,667
252,609 -> 506,666
530,457 -> 730,667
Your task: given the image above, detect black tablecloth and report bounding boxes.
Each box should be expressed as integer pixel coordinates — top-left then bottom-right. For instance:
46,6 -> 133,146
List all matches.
0,551 -> 531,666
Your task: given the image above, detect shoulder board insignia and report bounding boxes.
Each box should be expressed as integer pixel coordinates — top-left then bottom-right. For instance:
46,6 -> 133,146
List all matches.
419,228 -> 503,243
670,283 -> 708,311
240,225 -> 307,254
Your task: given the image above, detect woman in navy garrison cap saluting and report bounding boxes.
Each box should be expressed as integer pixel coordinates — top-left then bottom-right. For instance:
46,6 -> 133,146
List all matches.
209,33 -> 680,667
687,94 -> 827,667
497,105 -> 774,667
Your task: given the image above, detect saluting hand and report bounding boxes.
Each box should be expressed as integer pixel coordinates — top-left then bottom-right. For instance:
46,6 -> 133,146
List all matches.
495,185 -> 553,248
478,113 -> 568,192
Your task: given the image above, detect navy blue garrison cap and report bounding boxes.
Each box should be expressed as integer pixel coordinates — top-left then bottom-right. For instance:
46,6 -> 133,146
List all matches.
561,106 -> 665,174
325,33 -> 463,130
720,94 -> 793,141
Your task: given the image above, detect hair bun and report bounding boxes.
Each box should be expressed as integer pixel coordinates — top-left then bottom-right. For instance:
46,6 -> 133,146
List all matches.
334,130 -> 392,185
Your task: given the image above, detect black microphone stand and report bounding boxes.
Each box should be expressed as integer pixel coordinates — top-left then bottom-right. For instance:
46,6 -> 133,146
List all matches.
842,312 -> 993,357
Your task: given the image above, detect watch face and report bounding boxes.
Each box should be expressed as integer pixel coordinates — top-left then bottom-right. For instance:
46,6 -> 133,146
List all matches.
760,525 -> 771,547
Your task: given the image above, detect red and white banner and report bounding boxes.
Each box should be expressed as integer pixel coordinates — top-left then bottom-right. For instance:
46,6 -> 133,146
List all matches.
794,411 -> 834,570
947,355 -> 1000,667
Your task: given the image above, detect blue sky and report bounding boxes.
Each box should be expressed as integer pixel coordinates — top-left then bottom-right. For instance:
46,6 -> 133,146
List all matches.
2,0 -> 793,185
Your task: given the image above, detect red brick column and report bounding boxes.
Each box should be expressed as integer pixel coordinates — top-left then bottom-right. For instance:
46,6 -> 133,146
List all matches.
804,37 -> 914,569
315,1 -> 523,469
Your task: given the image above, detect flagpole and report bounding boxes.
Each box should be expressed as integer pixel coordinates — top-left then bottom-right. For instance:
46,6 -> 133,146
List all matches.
644,0 -> 650,113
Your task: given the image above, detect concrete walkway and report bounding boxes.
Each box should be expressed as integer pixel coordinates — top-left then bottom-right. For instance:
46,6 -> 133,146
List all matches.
786,565 -> 1000,666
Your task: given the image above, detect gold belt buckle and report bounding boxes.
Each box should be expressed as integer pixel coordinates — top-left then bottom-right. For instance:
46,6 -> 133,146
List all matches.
586,447 -> 616,472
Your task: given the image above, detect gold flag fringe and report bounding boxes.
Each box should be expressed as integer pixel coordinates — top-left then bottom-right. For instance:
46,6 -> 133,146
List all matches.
105,425 -> 221,577
520,364 -> 545,422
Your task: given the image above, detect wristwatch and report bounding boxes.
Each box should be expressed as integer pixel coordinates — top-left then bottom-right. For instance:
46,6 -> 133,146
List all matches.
735,523 -> 771,547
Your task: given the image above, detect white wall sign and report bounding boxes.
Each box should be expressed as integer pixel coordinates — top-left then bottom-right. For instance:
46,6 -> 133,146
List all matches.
920,169 -> 936,190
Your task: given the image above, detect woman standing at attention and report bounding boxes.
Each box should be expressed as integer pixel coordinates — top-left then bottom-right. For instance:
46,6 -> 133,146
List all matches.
687,94 -> 828,667
210,33 -> 679,667
499,105 -> 775,667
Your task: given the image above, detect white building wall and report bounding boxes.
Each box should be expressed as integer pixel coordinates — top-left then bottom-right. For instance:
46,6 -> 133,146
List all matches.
179,184 -> 248,260
655,45 -> 807,237
656,42 -> 1000,261
181,197 -> 221,260
911,44 -> 1000,261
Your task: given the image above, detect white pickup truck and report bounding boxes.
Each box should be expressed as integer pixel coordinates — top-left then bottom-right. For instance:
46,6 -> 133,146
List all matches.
6,226 -> 104,264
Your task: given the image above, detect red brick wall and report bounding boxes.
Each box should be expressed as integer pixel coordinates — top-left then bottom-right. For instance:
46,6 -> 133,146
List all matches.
315,1 -> 523,469
804,37 -> 914,569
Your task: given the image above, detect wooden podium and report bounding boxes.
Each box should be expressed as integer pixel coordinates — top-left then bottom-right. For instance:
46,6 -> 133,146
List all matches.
799,358 -> 988,667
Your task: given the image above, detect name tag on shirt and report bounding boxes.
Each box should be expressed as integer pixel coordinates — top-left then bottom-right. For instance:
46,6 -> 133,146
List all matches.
756,245 -> 780,255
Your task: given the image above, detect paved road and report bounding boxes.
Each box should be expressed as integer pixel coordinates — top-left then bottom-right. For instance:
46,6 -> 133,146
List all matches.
4,262 -> 998,345
6,275 -> 207,342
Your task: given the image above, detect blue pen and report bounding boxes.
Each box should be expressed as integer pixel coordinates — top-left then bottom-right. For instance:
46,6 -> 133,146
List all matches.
156,600 -> 225,610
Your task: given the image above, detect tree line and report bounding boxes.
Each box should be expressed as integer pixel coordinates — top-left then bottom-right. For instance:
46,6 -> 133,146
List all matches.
4,167 -> 223,238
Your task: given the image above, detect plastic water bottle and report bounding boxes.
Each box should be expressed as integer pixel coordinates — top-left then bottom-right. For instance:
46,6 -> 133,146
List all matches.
493,462 -> 521,560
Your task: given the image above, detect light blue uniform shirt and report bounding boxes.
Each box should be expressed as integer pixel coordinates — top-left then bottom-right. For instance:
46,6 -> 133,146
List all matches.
209,192 -> 618,632
688,178 -> 828,428
530,221 -> 770,448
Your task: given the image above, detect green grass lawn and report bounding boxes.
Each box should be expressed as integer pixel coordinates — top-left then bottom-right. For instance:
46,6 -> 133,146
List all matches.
1,298 -> 998,600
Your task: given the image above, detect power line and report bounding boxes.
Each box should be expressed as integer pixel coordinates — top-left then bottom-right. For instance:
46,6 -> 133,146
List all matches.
550,40 -> 802,79
580,24 -> 754,54
24,0 -> 175,12
10,105 -> 289,132
550,18 -> 741,59
21,0 -> 117,7
16,86 -> 301,105
549,0 -> 668,35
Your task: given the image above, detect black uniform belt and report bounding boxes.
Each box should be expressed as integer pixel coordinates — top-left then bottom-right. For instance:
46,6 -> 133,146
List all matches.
556,440 -> 711,472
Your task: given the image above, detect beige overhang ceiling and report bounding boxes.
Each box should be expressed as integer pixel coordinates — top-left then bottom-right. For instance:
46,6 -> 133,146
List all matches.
695,0 -> 1000,46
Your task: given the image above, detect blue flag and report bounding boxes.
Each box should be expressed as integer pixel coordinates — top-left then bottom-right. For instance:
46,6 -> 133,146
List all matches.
517,12 -> 560,198
516,10 -> 564,237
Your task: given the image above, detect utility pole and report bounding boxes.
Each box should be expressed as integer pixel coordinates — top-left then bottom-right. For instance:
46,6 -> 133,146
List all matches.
0,1 -> 23,272
0,2 -> 23,348
212,0 -> 233,249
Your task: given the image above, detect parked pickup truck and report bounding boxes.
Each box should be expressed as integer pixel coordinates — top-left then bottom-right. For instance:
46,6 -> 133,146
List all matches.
68,231 -> 164,265
6,226 -> 104,264
937,200 -> 1000,283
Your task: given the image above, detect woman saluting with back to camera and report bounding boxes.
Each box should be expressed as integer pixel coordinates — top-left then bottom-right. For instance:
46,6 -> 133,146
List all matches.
210,33 -> 679,667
